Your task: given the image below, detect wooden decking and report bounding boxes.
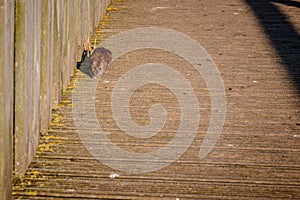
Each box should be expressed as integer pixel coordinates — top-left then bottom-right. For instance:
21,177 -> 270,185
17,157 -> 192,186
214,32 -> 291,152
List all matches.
13,0 -> 300,199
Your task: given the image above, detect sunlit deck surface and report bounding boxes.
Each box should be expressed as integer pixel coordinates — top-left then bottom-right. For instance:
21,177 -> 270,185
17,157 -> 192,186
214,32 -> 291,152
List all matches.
13,0 -> 300,199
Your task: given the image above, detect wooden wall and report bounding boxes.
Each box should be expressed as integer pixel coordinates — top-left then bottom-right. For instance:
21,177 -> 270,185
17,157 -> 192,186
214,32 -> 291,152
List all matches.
0,0 -> 110,199
0,0 -> 15,199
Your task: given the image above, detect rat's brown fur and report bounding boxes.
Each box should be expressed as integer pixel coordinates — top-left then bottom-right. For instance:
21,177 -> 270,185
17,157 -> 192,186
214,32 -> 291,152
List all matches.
89,47 -> 112,79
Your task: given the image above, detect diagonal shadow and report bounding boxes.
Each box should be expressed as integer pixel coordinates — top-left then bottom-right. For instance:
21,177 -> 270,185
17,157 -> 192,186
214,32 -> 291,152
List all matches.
272,0 -> 300,8
244,0 -> 300,96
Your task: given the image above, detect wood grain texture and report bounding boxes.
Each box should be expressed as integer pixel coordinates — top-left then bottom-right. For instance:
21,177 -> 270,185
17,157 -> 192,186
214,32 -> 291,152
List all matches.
12,0 -> 300,199
12,0 -> 110,179
0,0 -> 14,199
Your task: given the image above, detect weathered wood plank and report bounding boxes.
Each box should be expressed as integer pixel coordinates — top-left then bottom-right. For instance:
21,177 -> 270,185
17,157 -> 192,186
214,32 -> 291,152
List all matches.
0,0 -> 14,199
14,0 -> 28,175
39,0 -> 51,132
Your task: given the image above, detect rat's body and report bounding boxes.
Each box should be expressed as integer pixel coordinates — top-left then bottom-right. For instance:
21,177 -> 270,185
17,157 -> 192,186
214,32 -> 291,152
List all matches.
89,47 -> 112,79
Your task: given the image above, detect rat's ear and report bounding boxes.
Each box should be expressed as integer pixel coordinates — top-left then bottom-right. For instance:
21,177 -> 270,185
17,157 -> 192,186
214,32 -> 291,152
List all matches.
92,61 -> 98,66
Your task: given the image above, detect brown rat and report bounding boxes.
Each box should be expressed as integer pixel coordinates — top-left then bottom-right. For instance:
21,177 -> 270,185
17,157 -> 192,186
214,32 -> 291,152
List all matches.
89,47 -> 112,79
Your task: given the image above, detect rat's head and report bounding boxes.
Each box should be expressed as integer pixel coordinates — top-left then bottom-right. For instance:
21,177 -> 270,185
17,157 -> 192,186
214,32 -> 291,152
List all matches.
91,61 -> 105,77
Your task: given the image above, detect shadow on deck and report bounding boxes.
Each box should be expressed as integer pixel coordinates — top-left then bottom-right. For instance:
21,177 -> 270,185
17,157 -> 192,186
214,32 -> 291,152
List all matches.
244,0 -> 300,96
